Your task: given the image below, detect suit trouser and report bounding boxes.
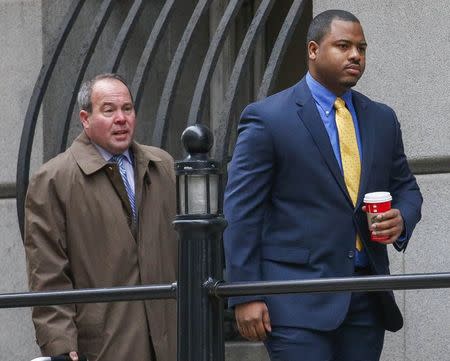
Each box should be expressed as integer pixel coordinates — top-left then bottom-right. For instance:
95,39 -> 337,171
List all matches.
264,284 -> 385,361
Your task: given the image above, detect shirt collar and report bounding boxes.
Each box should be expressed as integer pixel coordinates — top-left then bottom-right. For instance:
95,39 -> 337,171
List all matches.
306,72 -> 353,115
93,143 -> 133,164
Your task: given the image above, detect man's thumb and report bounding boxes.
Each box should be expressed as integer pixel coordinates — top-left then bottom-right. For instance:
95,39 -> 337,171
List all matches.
262,307 -> 272,332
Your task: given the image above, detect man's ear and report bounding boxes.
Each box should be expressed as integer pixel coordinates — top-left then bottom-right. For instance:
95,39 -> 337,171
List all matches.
80,110 -> 90,130
308,41 -> 319,61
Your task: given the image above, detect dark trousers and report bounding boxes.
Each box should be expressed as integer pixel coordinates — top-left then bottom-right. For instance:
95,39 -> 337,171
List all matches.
265,291 -> 385,361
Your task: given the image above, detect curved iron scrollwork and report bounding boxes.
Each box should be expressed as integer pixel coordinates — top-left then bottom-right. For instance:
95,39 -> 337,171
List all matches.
258,0 -> 308,100
106,0 -> 147,73
57,0 -> 116,155
16,0 -> 311,238
187,0 -> 245,128
131,0 -> 176,112
152,0 -> 214,148
214,0 -> 277,161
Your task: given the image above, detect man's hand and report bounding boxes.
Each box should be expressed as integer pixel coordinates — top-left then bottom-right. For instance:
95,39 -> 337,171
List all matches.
235,301 -> 271,341
363,207 -> 404,244
69,351 -> 79,361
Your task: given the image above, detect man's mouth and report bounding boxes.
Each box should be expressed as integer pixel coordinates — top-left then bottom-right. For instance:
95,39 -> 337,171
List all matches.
344,64 -> 361,75
113,129 -> 128,135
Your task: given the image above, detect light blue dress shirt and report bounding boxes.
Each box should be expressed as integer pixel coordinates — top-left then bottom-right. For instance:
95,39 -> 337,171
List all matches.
94,143 -> 135,194
305,72 -> 369,267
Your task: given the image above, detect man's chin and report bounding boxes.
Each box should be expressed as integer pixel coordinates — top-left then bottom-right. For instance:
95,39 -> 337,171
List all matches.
108,141 -> 131,155
341,80 -> 358,89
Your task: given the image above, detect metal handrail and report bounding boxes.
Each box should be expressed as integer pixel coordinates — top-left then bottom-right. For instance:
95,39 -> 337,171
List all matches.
0,283 -> 176,309
1,273 -> 450,309
210,272 -> 450,297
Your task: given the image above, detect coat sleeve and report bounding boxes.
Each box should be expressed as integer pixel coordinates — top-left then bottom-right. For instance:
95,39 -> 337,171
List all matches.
388,109 -> 423,251
24,167 -> 78,355
223,103 -> 274,307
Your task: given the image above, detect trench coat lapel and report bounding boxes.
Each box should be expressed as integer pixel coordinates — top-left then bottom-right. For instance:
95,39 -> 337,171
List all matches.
131,141 -> 163,220
294,79 -> 353,207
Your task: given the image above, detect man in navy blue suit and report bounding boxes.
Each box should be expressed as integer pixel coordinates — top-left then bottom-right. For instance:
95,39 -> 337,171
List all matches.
223,9 -> 422,361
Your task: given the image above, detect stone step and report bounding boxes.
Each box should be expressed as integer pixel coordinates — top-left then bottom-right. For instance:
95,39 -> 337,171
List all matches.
225,342 -> 270,361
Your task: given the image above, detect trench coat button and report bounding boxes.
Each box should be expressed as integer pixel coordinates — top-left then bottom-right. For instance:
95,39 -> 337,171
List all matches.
348,250 -> 355,259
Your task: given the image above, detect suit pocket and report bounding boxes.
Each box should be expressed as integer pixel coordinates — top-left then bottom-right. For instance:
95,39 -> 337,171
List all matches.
261,245 -> 310,265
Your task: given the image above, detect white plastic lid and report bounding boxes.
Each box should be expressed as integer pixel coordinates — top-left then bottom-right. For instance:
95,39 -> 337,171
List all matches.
363,191 -> 392,203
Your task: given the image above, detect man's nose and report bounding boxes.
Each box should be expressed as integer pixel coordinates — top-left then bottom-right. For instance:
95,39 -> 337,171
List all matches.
349,46 -> 362,61
114,111 -> 127,122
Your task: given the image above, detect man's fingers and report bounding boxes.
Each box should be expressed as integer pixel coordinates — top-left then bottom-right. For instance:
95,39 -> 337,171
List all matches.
254,318 -> 268,340
374,209 -> 400,222
238,318 -> 266,340
69,351 -> 79,361
235,301 -> 271,341
371,211 -> 403,243
238,323 -> 261,341
372,217 -> 398,231
372,209 -> 403,233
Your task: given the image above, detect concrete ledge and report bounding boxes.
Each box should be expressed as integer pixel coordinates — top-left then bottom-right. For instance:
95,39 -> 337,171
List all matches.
409,156 -> 450,175
0,183 -> 15,199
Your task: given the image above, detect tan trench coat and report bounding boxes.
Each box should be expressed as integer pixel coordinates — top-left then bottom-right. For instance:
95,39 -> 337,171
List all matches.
24,132 -> 177,361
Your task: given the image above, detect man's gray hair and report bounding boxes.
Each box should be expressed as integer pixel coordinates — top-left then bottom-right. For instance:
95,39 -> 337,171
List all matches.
77,73 -> 133,113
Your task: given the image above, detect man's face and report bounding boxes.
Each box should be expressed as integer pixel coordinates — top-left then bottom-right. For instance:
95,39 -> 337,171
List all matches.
308,19 -> 367,95
80,78 -> 136,155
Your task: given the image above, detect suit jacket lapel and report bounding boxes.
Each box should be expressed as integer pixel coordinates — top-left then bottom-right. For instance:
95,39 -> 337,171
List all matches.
353,92 -> 374,209
294,79 -> 353,206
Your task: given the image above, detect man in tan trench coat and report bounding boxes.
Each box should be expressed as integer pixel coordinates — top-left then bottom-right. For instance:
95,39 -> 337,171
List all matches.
24,73 -> 177,361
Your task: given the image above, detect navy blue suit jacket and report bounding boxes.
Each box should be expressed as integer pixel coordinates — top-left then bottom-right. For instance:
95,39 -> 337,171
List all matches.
223,77 -> 422,332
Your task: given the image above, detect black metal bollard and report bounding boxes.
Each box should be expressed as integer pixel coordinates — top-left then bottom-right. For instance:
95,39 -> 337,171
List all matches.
174,125 -> 227,361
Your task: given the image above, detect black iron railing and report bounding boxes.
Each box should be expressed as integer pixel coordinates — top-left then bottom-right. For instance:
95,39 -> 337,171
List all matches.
5,124 -> 450,361
3,273 -> 450,310
2,273 -> 450,360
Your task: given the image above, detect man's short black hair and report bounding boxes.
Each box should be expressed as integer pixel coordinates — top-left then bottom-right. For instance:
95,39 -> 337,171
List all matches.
306,10 -> 360,44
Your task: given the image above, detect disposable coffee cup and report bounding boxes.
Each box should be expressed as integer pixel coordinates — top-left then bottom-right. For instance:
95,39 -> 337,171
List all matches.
363,191 -> 392,242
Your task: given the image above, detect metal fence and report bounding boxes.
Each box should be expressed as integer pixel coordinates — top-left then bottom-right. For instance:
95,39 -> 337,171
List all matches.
3,124 -> 450,361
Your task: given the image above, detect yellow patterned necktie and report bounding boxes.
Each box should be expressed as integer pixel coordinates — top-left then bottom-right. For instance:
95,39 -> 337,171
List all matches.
334,97 -> 363,251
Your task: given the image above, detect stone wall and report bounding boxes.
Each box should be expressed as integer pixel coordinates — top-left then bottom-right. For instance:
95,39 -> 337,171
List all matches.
0,1 -> 42,359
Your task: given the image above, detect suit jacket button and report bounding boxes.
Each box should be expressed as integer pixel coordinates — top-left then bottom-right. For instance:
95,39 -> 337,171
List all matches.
348,250 -> 355,259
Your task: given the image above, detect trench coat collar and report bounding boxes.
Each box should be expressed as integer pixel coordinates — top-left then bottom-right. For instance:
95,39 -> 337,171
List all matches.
70,131 -> 162,176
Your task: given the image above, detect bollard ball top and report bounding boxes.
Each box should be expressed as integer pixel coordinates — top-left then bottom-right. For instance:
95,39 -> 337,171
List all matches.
181,124 -> 213,156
